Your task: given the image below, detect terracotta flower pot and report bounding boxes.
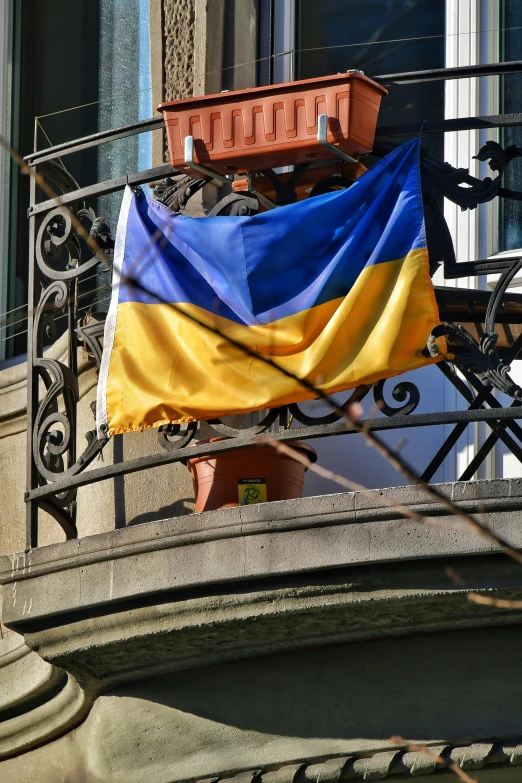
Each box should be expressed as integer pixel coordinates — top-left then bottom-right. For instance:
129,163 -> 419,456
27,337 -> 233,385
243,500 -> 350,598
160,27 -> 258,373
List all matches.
187,439 -> 317,513
158,72 -> 387,177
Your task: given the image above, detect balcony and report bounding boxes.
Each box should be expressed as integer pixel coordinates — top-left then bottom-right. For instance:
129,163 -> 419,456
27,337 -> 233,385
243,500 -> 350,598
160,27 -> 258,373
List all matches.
4,63 -> 522,780
15,62 -> 522,547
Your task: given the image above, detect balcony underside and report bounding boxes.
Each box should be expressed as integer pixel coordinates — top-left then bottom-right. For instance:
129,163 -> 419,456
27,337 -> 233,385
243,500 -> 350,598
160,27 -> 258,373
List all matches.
2,480 -> 522,780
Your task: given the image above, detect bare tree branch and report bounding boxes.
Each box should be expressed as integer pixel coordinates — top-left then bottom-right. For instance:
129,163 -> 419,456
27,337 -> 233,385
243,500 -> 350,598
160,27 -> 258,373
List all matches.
390,737 -> 478,783
468,592 -> 522,609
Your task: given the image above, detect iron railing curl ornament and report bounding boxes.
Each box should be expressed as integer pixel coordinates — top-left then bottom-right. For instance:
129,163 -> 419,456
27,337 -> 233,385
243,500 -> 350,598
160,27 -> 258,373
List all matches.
30,166 -> 114,537
373,379 -> 421,416
158,421 -> 198,451
427,323 -> 522,400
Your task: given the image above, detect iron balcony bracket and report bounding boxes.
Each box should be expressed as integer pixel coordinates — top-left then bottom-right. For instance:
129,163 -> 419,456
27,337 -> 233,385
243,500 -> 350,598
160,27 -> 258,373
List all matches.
184,135 -> 231,185
247,174 -> 276,210
317,114 -> 359,165
184,135 -> 277,211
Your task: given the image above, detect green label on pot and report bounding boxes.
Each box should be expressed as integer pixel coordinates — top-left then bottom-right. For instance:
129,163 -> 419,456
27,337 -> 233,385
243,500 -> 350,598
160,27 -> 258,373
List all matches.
238,478 -> 267,505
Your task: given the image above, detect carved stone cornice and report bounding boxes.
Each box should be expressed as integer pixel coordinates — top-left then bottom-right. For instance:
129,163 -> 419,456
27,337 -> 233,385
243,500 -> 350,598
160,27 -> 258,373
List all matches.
200,743 -> 522,782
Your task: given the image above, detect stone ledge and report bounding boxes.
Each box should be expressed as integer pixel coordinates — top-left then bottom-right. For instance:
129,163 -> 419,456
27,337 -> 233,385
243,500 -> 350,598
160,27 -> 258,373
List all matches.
5,478 -> 522,577
2,480 -> 522,626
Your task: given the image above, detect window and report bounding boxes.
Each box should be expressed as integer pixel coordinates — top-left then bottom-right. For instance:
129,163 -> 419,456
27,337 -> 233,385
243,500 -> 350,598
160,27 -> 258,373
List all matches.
1,0 -> 152,359
499,0 -> 522,251
296,0 -> 445,157
0,0 -> 10,360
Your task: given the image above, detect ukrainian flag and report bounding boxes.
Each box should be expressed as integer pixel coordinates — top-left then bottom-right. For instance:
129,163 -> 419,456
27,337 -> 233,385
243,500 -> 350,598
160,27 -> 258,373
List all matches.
97,138 -> 442,437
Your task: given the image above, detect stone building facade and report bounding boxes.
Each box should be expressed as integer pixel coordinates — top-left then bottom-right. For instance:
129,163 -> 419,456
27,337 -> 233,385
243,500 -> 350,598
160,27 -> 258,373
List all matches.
1,2 -> 522,782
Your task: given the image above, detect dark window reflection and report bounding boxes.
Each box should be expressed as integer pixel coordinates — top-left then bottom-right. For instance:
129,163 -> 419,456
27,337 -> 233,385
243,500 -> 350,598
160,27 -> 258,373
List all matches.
296,0 -> 445,159
500,0 -> 522,251
4,0 -> 150,358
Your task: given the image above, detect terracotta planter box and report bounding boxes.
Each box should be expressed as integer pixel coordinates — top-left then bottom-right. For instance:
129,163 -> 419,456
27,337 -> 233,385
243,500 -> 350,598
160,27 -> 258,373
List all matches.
157,72 -> 387,177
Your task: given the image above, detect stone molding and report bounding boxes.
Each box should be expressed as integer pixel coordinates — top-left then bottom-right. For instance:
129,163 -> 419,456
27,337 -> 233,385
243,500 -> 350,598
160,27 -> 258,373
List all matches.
0,636 -> 63,716
0,620 -> 87,760
3,480 -> 522,618
15,566 -> 522,695
199,743 -> 522,782
0,670 -> 88,759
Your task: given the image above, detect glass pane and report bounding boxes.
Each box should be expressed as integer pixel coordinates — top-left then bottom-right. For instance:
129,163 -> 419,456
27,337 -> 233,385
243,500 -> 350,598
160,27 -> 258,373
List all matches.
97,0 -> 152,229
500,0 -> 522,251
296,0 -> 445,157
4,0 -> 152,358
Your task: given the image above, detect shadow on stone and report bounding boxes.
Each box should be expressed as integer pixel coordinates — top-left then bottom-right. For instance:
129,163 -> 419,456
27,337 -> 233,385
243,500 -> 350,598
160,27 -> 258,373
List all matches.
127,498 -> 195,526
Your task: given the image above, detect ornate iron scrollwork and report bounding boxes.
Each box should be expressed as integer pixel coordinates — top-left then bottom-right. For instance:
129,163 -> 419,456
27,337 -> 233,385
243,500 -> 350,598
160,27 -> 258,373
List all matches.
419,140 -> 522,400
420,153 -> 499,210
427,323 -> 522,400
28,133 -> 522,546
420,140 -> 522,212
474,140 -> 522,201
257,164 -> 311,206
77,316 -> 106,371
153,175 -> 208,212
29,164 -> 112,538
158,421 -> 198,451
207,407 -> 283,436
287,386 -> 370,426
152,161 -> 358,217
207,191 -> 260,217
373,379 -> 421,416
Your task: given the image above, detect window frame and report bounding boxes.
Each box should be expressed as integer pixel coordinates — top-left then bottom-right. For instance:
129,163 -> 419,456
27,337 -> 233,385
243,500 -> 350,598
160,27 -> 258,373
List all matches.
0,0 -> 12,361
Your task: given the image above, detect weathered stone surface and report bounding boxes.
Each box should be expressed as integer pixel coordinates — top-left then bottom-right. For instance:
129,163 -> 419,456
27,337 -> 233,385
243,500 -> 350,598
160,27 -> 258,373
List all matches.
164,0 -> 195,101
0,672 -> 87,760
3,481 -> 522,627
0,630 -> 62,715
8,553 -> 522,694
3,482 -> 522,775
3,629 -> 522,782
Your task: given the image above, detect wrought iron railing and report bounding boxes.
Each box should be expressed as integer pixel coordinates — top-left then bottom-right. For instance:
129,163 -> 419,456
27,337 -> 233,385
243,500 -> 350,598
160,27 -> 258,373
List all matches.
23,62 -> 522,547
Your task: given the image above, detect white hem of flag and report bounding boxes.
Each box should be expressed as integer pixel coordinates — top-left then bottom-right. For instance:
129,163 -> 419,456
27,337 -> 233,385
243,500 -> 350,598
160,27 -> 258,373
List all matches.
96,185 -> 134,439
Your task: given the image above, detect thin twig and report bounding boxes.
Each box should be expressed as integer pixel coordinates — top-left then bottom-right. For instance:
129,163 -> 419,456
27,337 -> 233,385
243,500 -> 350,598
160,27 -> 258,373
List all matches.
266,439 -> 425,523
467,592 -> 522,609
390,737 -> 478,783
